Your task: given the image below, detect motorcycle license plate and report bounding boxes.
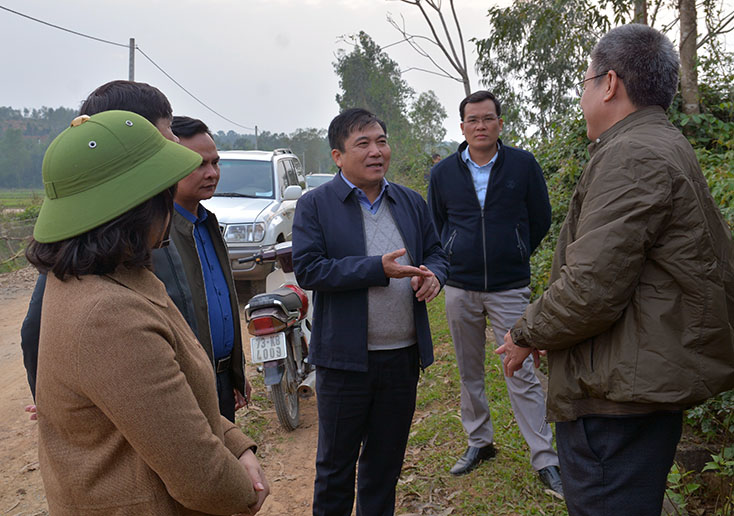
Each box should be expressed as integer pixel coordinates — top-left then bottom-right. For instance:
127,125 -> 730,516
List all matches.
250,332 -> 287,363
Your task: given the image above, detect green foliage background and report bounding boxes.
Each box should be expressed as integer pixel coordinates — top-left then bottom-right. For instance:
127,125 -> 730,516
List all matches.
0,106 -> 77,188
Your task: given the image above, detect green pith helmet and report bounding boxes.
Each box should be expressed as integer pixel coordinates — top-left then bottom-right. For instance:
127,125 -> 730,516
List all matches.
34,110 -> 202,243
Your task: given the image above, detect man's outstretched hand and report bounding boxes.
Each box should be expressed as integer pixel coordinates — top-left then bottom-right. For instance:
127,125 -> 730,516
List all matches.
382,249 -> 431,279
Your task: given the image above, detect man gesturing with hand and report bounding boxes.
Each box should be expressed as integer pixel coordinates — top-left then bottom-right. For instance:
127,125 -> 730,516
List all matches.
293,108 -> 448,516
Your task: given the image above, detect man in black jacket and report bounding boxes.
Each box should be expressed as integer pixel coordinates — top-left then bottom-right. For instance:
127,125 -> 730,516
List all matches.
428,91 -> 561,495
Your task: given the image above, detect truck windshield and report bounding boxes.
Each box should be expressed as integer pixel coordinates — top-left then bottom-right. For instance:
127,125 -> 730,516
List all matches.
215,160 -> 274,199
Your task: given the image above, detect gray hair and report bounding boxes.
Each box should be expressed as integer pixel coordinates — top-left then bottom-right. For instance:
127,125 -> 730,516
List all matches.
591,24 -> 679,109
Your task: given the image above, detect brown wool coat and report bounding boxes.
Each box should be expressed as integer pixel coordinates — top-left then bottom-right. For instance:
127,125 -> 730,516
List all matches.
37,267 -> 258,515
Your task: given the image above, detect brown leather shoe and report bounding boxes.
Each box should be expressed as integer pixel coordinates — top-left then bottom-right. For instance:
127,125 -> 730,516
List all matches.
449,444 -> 497,475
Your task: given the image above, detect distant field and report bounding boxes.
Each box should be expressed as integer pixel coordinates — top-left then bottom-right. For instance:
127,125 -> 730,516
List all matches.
0,189 -> 44,209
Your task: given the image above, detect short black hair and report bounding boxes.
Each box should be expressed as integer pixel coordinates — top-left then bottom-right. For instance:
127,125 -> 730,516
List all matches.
591,24 -> 679,109
79,80 -> 172,124
26,187 -> 175,280
459,90 -> 502,120
328,108 -> 387,152
172,116 -> 213,139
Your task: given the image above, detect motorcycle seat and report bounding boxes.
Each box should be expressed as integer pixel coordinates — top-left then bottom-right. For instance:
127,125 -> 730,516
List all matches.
248,287 -> 303,313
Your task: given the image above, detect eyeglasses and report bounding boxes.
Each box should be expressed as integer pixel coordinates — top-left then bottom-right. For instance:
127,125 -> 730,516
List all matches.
575,72 -> 608,97
463,115 -> 499,127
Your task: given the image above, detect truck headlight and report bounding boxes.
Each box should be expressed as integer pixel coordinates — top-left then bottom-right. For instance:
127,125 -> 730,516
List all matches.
224,223 -> 266,243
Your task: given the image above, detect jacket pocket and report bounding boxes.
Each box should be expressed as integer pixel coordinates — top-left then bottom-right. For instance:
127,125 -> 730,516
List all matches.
515,225 -> 527,262
444,229 -> 458,260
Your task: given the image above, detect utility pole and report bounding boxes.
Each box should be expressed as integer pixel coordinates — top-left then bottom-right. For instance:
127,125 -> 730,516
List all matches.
128,38 -> 135,81
255,125 -> 259,150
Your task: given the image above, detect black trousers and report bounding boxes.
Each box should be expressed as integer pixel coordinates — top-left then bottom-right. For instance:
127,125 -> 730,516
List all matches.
216,369 -> 236,422
556,411 -> 682,516
312,345 -> 419,516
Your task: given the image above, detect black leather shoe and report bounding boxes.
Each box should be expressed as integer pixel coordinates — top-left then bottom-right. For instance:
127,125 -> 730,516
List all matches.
449,444 -> 497,475
538,465 -> 564,498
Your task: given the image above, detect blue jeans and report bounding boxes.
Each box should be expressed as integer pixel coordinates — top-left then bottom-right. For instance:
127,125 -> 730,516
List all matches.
557,411 -> 682,516
312,345 -> 419,516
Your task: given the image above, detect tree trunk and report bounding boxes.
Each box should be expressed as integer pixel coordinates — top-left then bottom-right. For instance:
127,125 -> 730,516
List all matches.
679,0 -> 700,115
633,0 -> 647,24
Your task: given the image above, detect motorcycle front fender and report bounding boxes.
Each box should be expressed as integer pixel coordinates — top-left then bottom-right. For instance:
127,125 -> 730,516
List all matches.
263,360 -> 285,386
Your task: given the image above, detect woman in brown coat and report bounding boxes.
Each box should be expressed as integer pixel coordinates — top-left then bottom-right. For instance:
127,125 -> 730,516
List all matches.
26,110 -> 268,516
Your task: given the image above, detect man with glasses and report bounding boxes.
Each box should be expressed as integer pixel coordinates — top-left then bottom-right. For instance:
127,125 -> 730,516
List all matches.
499,24 -> 734,515
428,91 -> 561,495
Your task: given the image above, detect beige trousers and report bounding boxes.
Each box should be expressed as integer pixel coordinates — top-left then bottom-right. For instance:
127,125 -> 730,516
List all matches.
445,285 -> 558,471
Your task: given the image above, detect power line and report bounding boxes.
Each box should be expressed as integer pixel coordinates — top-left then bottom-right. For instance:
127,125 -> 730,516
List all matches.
136,47 -> 255,131
0,5 -> 127,48
0,4 -> 257,132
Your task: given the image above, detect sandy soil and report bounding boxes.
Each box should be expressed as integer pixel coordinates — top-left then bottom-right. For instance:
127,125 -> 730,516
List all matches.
0,267 -> 317,516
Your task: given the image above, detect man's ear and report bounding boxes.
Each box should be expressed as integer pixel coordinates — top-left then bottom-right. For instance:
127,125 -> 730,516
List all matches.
331,148 -> 342,168
603,70 -> 623,103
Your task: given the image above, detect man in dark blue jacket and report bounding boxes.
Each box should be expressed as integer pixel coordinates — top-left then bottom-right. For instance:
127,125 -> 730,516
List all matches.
428,91 -> 562,495
293,108 -> 448,516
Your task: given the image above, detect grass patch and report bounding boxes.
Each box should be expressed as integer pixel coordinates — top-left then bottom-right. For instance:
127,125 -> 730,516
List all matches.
0,189 -> 44,209
397,291 -> 568,515
236,372 -> 271,445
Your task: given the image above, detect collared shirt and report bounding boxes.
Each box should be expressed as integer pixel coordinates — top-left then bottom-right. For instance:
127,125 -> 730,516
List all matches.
462,143 -> 500,209
174,203 -> 234,360
340,171 -> 389,215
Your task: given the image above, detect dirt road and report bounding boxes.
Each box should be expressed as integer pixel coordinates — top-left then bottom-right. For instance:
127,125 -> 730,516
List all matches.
0,267 -> 317,516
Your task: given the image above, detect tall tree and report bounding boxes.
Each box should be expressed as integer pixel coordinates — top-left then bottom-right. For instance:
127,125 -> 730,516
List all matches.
474,0 -> 734,138
333,31 -> 448,182
409,90 -> 447,149
288,128 -> 333,174
633,0 -> 648,24
334,31 -> 414,143
680,0 -> 700,115
474,0 -> 627,140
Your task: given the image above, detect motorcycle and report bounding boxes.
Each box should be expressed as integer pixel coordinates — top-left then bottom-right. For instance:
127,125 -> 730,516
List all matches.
240,242 -> 314,431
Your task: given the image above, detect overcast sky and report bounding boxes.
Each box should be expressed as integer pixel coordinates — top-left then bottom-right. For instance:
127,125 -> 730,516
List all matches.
2,1 -> 730,144
0,0 -> 504,143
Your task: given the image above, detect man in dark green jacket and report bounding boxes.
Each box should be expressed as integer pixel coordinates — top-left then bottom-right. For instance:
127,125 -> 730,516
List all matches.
169,116 -> 248,423
499,24 -> 734,516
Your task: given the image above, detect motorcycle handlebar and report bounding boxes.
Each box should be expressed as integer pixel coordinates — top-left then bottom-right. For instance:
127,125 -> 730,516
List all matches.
237,243 -> 293,271
238,248 -> 278,265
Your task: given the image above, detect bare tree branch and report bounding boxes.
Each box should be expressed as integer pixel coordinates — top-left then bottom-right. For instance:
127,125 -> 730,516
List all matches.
649,0 -> 664,27
698,10 -> 734,48
386,0 -> 472,95
449,0 -> 468,78
400,66 -> 464,82
424,0 -> 464,71
387,14 -> 459,80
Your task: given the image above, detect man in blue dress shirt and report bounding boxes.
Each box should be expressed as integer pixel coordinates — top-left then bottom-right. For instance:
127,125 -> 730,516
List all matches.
171,116 -> 248,422
428,91 -> 561,495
